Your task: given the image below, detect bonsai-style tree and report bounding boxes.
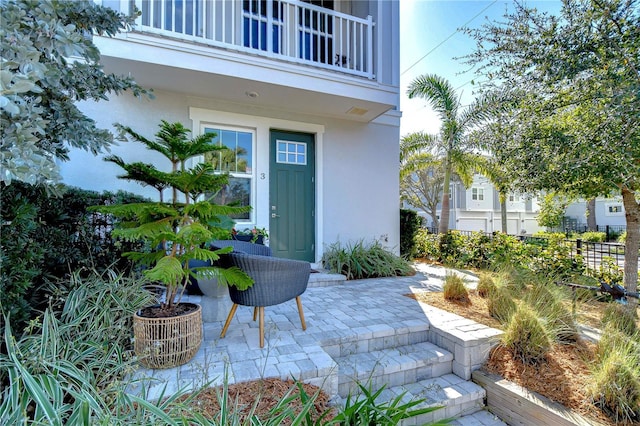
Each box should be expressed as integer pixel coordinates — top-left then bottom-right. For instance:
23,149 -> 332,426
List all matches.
95,120 -> 253,314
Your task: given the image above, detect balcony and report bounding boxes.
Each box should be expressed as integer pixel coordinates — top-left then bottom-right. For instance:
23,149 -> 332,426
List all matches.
101,0 -> 375,79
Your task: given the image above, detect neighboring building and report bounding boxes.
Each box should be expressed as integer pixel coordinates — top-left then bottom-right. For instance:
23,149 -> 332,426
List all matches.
61,0 -> 401,262
564,197 -> 626,230
413,175 -> 544,235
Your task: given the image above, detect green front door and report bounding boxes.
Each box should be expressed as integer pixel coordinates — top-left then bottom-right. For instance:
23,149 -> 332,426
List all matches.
269,130 -> 315,261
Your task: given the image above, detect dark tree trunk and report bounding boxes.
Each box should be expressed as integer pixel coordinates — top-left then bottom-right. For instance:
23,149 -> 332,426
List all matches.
586,198 -> 596,231
621,187 -> 639,310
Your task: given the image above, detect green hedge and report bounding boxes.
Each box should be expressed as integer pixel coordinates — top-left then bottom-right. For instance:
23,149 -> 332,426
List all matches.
414,229 -> 584,278
0,182 -> 149,335
400,209 -> 421,259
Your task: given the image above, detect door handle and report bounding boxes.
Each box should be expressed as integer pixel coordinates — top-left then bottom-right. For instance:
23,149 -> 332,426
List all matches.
271,213 -> 280,218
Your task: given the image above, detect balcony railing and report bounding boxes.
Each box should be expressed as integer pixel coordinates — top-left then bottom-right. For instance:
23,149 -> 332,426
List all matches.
99,0 -> 375,79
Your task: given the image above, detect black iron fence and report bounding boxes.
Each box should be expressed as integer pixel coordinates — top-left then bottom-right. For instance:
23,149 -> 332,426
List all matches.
424,228 -> 629,273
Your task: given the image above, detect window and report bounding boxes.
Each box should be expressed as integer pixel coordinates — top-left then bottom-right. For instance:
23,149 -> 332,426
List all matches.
509,193 -> 520,202
471,187 -> 484,201
203,127 -> 254,221
277,140 -> 307,165
606,204 -> 624,216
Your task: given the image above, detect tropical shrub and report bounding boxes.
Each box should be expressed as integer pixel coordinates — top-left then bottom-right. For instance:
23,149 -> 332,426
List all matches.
414,228 -> 440,261
0,181 -> 148,335
501,304 -> 552,365
334,381 -> 442,425
437,231 -> 468,267
443,274 -> 470,304
400,209 -> 422,259
0,270 -> 156,424
322,240 -> 413,280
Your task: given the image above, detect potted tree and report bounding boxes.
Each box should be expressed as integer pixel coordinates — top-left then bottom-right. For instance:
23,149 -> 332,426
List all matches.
95,120 -> 253,369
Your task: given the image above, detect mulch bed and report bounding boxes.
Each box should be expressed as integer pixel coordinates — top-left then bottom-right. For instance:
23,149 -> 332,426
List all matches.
176,378 -> 336,424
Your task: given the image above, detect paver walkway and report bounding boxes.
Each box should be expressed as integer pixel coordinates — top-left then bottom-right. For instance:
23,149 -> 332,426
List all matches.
133,263 -> 505,425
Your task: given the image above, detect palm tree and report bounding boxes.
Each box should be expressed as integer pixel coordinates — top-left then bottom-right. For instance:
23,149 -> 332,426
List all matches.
406,74 -> 494,234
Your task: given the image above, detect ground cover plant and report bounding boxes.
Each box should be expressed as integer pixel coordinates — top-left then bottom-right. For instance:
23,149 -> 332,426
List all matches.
411,264 -> 640,425
322,240 -> 413,280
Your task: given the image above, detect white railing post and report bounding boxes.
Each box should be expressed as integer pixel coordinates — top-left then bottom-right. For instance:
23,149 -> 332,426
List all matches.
367,15 -> 374,79
266,0 -> 273,54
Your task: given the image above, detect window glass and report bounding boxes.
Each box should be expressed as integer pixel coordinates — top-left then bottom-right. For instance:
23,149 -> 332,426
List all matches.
203,127 -> 253,221
209,177 -> 250,220
276,140 -> 307,165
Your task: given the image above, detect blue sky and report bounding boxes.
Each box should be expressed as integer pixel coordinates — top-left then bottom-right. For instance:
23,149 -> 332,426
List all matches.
399,0 -> 562,136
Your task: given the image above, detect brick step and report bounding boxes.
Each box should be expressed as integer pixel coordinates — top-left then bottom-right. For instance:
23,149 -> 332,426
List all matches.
307,271 -> 346,287
337,373 -> 486,425
335,341 -> 453,397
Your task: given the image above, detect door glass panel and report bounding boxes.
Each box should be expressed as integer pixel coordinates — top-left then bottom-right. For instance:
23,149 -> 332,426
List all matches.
276,140 -> 307,165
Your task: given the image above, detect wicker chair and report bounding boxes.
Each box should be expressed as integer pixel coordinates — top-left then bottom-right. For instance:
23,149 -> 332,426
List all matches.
213,241 -> 310,348
210,239 -> 272,256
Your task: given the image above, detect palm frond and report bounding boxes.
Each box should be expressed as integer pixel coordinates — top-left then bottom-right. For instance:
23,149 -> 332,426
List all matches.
407,73 -> 460,120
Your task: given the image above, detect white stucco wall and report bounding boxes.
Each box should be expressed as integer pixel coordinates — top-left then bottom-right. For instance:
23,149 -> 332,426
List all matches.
60,88 -> 401,260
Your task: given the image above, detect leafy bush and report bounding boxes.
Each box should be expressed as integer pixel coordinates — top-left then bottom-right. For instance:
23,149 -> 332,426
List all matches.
414,228 -> 441,261
400,209 -> 422,259
529,233 -> 584,279
502,304 -> 552,365
580,232 -> 606,242
438,231 -> 468,267
487,286 -> 517,324
618,231 -> 627,244
321,240 -> 413,280
443,274 -> 470,304
477,274 -> 497,298
589,256 -> 624,285
0,181 -> 149,334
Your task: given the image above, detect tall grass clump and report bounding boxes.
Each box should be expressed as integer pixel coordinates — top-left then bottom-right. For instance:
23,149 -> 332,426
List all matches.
476,273 -> 497,298
321,240 -> 413,280
501,304 -> 552,365
588,335 -> 640,424
601,303 -> 638,337
443,274 -> 470,304
487,286 -> 517,324
524,283 -> 578,343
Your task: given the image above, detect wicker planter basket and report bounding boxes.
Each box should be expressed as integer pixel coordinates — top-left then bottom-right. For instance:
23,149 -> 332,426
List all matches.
133,303 -> 202,369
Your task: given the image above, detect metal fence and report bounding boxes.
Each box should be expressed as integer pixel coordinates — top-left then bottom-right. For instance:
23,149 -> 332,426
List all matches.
425,228 -> 628,273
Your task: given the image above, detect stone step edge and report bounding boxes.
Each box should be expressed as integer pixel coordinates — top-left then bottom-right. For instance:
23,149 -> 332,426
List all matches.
308,272 -> 346,287
319,322 -> 431,359
335,373 -> 486,424
334,341 -> 453,384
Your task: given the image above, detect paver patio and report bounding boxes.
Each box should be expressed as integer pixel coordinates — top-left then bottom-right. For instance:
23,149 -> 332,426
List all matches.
131,264 -> 505,425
